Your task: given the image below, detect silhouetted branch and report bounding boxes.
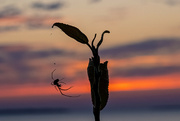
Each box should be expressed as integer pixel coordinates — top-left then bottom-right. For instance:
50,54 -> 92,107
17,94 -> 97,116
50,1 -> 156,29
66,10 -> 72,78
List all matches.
88,31 -> 110,121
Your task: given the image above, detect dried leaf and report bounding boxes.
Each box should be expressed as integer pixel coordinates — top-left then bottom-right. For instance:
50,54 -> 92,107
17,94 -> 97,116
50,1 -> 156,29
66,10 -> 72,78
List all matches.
52,22 -> 89,44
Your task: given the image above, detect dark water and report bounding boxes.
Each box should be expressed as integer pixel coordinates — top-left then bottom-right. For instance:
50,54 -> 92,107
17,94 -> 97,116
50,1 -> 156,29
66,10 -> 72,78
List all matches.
0,110 -> 180,121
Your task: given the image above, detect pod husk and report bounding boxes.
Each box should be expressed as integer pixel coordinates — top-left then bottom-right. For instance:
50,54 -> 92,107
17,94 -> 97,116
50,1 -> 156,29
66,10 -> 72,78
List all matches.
87,59 -> 109,110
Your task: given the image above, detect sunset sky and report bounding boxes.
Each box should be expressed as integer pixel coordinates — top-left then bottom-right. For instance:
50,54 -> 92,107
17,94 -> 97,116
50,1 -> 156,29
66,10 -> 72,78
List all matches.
0,0 -> 180,112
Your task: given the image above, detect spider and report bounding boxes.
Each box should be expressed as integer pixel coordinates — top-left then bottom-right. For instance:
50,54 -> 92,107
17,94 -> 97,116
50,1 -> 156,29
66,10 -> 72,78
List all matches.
51,69 -> 80,97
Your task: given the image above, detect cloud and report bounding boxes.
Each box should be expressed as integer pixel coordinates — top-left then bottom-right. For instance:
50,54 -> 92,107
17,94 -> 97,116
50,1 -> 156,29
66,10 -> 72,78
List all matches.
90,0 -> 101,3
0,56 -> 5,64
97,7 -> 128,22
0,26 -> 19,32
0,45 -> 73,62
0,45 -> 34,84
164,0 -> 180,6
1,38 -> 180,85
100,38 -> 180,59
0,45 -> 79,85
0,2 -> 63,32
25,17 -> 51,29
28,49 -> 68,59
0,108 -> 70,115
25,16 -> 61,29
0,6 -> 21,18
148,0 -> 180,6
32,1 -> 64,10
0,15 -> 61,32
111,66 -> 180,77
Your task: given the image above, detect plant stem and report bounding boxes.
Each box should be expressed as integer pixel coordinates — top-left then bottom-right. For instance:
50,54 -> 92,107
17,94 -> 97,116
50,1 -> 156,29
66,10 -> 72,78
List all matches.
87,31 -> 109,121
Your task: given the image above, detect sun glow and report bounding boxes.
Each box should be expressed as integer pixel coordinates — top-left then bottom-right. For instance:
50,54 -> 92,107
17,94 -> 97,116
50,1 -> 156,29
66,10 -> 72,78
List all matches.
1,73 -> 180,98
109,74 -> 180,91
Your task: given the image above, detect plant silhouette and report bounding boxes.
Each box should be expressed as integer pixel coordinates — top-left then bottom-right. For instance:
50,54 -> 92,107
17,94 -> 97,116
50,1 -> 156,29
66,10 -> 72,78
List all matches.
52,22 -> 110,121
51,69 -> 80,97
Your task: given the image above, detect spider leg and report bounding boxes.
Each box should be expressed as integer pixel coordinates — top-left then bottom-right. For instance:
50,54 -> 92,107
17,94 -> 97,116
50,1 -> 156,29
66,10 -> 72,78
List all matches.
59,78 -> 66,84
58,87 -> 80,97
59,82 -> 66,84
60,86 -> 73,91
51,69 -> 56,80
54,86 -> 59,91
59,89 -> 74,97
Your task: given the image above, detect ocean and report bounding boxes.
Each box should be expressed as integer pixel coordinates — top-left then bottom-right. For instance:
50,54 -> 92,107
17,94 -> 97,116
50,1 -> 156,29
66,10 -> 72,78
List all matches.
0,110 -> 180,121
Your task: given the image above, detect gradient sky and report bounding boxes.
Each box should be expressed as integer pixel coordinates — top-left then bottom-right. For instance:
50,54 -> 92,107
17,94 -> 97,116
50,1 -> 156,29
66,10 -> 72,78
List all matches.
0,0 -> 180,112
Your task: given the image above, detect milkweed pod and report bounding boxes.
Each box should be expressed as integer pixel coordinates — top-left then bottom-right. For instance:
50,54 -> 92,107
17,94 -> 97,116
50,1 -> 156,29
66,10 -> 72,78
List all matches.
87,58 -> 96,107
99,61 -> 109,110
87,59 -> 109,110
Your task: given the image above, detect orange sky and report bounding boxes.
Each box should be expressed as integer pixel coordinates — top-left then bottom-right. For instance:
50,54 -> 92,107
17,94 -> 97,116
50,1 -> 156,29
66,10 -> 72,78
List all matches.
1,73 -> 179,98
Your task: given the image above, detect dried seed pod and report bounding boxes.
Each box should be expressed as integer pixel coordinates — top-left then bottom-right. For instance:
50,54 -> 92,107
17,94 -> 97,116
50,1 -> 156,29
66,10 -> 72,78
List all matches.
87,58 -> 109,110
87,58 -> 96,107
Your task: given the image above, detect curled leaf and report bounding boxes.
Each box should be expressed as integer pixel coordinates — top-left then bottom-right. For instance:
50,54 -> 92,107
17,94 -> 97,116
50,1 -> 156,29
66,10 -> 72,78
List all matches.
52,22 -> 89,44
97,30 -> 110,50
87,59 -> 109,110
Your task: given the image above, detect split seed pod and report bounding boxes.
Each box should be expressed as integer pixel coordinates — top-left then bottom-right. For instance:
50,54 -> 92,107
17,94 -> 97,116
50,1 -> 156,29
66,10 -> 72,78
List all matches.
87,58 -> 109,110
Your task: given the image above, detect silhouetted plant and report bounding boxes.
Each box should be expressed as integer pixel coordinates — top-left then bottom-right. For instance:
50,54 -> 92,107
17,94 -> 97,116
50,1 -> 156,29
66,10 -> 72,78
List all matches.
52,22 -> 110,121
